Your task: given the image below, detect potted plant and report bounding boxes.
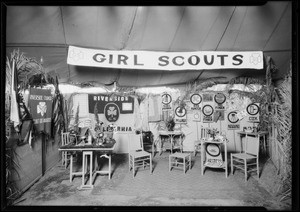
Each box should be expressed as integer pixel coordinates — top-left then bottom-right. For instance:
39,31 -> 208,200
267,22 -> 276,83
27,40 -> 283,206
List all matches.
165,115 -> 175,131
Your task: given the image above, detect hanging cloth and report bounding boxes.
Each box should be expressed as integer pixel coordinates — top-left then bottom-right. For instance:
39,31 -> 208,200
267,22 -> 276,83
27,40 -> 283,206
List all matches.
28,88 -> 53,136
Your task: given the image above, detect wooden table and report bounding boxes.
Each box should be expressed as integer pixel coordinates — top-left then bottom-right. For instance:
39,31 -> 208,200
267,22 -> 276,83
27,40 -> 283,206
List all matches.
236,131 -> 268,154
158,131 -> 184,155
59,142 -> 115,190
200,138 -> 228,177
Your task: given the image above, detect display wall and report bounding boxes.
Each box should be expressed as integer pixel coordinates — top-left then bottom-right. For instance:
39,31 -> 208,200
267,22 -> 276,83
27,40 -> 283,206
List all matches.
69,87 -> 261,153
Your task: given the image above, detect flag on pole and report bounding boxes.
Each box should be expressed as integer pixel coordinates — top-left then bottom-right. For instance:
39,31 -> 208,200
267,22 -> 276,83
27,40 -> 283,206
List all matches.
10,59 -> 20,132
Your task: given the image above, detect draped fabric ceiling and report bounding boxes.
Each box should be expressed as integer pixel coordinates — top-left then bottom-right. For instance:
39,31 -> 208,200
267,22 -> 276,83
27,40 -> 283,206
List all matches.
6,2 -> 292,87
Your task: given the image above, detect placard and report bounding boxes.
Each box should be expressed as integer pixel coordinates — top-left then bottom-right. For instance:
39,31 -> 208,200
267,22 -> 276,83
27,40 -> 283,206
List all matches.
202,104 -> 214,123
192,110 -> 201,122
205,143 -> 224,167
247,103 -> 260,122
174,106 -> 187,123
227,111 -> 240,130
190,94 -> 202,110
162,93 -> 172,110
88,94 -> 134,114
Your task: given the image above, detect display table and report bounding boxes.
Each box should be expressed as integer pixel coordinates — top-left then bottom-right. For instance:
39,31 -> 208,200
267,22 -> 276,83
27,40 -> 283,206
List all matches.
158,131 -> 184,155
200,138 -> 228,177
59,142 -> 115,190
236,131 -> 268,154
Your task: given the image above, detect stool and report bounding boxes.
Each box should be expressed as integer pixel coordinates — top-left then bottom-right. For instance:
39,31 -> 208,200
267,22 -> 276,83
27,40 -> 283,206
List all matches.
93,153 -> 112,180
169,152 -> 191,174
80,151 -> 93,189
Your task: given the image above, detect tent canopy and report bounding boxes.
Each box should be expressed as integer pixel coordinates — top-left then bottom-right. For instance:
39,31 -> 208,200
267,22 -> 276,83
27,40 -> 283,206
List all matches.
6,3 -> 292,87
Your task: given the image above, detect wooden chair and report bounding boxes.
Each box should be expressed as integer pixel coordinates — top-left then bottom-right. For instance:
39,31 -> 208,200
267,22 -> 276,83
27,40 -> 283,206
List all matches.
169,152 -> 191,174
61,132 -> 72,169
128,133 -> 152,178
194,127 -> 212,156
231,134 -> 260,182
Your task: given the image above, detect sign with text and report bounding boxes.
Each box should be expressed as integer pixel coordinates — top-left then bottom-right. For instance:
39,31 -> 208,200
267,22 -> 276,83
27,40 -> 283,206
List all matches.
88,94 -> 134,116
202,104 -> 214,123
227,111 -> 240,130
28,88 -> 53,135
174,106 -> 187,123
68,46 -> 264,70
246,103 -> 260,122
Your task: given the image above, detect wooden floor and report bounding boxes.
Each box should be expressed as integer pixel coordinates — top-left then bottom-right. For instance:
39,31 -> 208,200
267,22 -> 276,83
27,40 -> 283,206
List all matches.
13,152 -> 290,210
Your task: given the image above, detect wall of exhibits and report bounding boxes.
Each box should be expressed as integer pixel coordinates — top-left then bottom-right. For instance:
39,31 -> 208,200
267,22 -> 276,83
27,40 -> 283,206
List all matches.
69,86 -> 261,153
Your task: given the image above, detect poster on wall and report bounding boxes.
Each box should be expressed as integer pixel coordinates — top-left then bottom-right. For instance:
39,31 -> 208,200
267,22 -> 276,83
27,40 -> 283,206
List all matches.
88,94 -> 134,122
28,88 -> 53,135
192,110 -> 201,122
213,93 -> 226,122
246,103 -> 260,122
202,104 -> 214,123
174,106 -> 187,123
227,111 -> 240,130
162,93 -> 172,110
190,94 -> 202,110
202,93 -> 214,102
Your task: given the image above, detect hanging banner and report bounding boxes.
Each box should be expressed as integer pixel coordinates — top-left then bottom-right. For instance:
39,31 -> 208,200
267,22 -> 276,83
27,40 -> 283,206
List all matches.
174,106 -> 187,123
88,94 -> 134,114
28,88 -> 53,135
227,111 -> 240,130
246,103 -> 260,122
67,46 -> 264,70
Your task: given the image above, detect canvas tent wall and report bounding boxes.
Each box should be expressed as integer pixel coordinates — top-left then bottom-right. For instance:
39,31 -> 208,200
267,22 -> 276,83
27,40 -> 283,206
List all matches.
4,2 -> 293,194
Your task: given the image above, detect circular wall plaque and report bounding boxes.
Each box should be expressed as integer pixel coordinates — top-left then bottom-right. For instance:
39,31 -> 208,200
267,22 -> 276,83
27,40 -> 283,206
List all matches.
246,103 -> 260,115
175,106 -> 187,117
214,93 -> 226,104
227,111 -> 239,123
202,105 -> 214,116
206,143 -> 221,157
190,94 -> 202,105
162,93 -> 172,105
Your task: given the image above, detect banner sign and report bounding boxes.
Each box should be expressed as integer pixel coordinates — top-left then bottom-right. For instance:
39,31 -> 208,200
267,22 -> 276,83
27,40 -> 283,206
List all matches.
67,46 -> 264,70
28,88 -> 53,134
88,94 -> 134,117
